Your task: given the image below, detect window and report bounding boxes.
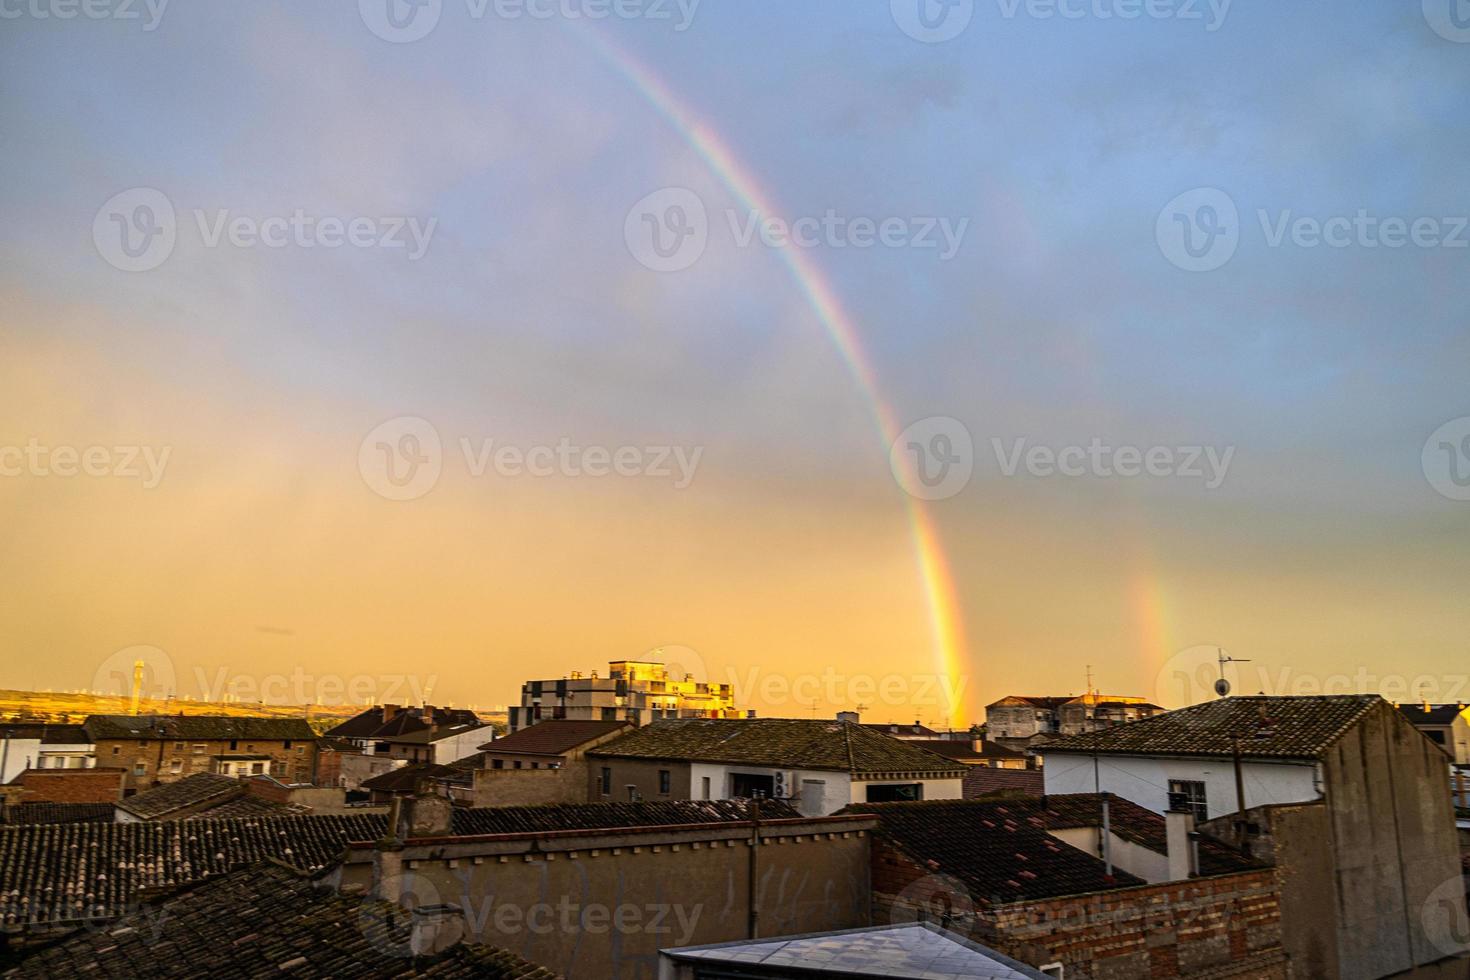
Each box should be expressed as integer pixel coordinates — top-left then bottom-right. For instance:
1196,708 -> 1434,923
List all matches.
600,767 -> 612,795
133,762 -> 146,775
731,772 -> 775,799
513,761 -> 522,769
1040,963 -> 1065,978
492,759 -> 504,770
866,783 -> 924,803
111,746 -> 120,755
701,776 -> 711,800
251,762 -> 265,775
173,741 -> 184,750
229,740 -> 238,750
170,759 -> 183,773
283,740 -> 292,749
532,762 -> 540,770
1168,780 -> 1209,821
658,770 -> 671,794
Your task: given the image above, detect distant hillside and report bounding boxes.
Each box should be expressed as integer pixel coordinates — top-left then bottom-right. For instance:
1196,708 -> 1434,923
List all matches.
0,689 -> 506,735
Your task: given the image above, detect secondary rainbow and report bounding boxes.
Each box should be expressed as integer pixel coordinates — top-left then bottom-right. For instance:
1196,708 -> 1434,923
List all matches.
577,28 -> 969,725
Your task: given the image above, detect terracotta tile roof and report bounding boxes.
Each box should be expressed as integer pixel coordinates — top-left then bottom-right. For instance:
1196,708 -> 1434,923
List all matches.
0,724 -> 90,744
84,714 -> 315,742
1039,695 -> 1383,760
908,740 -> 1027,764
986,697 -> 1072,710
3,863 -> 559,978
843,798 -> 1147,902
588,719 -> 969,776
361,764 -> 466,794
0,800 -> 800,933
962,768 -> 1044,799
0,803 -> 114,826
451,798 -> 799,836
0,812 -> 386,930
184,795 -> 305,820
860,722 -> 942,739
116,773 -> 242,820
325,707 -> 485,742
477,720 -> 630,756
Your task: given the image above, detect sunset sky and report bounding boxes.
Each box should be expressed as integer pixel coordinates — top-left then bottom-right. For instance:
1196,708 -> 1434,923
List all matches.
2,1 -> 1467,726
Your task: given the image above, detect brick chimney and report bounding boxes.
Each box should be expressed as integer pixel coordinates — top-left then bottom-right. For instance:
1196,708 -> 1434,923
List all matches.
381,704 -> 401,724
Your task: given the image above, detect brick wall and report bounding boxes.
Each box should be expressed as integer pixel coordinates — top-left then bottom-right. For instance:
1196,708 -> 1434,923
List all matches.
95,737 -> 317,792
14,768 -> 126,803
871,838 -> 1286,979
473,762 -> 590,807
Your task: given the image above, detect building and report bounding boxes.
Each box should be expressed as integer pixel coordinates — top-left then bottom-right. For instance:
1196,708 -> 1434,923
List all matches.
84,714 -> 318,792
856,719 -> 943,740
1040,695 -> 1469,980
1401,702 -> 1470,764
847,795 -> 1285,979
0,724 -> 94,782
985,695 -> 1165,750
373,716 -> 497,766
2,767 -> 125,805
324,704 -> 489,756
328,796 -> 873,979
5,863 -> 559,978
902,738 -> 1030,770
508,659 -> 738,732
469,719 -> 632,808
659,923 -> 1052,980
586,717 -> 967,815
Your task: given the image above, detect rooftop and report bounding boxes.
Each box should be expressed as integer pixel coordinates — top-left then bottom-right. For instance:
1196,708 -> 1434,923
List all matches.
588,718 -> 969,776
477,719 -> 630,756
84,714 -> 315,742
0,800 -> 792,931
842,797 -> 1147,902
1398,703 -> 1470,726
0,802 -> 115,826
663,922 -> 1049,979
3,863 -> 559,978
907,739 -> 1027,764
325,705 -> 485,742
1039,695 -> 1384,760
116,772 -> 241,819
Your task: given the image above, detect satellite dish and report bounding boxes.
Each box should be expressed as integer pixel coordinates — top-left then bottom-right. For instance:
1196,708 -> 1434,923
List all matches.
1214,678 -> 1232,697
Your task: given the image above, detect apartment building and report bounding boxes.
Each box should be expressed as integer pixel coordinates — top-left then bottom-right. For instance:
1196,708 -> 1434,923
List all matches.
508,658 -> 739,732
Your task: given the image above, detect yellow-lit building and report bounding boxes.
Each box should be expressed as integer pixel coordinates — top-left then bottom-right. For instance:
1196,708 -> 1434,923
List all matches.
508,659 -> 740,732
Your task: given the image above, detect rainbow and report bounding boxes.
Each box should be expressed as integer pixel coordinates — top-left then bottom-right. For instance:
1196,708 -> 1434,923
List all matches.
575,29 -> 969,726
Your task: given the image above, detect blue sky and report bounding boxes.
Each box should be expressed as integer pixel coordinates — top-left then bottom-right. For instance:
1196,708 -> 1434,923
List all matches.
1,1 -> 1467,718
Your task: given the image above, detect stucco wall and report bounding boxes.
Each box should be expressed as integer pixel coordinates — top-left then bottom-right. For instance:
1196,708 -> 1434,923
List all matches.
337,818 -> 875,980
475,762 -> 590,806
1041,751 -> 1320,819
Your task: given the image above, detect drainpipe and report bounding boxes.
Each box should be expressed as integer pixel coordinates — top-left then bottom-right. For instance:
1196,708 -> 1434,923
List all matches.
747,798 -> 761,939
1232,737 -> 1248,852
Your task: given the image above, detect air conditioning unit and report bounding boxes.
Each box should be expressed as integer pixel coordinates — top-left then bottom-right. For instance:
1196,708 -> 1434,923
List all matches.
773,771 -> 793,799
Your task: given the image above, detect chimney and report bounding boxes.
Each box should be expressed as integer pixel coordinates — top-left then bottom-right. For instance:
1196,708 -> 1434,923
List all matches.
410,904 -> 466,957
401,781 -> 454,838
1165,808 -> 1198,881
381,704 -> 401,724
835,711 -> 860,724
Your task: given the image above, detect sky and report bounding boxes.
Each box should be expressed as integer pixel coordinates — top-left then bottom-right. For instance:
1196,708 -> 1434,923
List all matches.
1,0 -> 1468,726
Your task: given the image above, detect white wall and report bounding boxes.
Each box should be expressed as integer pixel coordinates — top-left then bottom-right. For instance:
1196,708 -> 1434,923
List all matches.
689,763 -> 855,816
1041,752 -> 1320,819
431,725 -> 498,765
0,738 -> 41,784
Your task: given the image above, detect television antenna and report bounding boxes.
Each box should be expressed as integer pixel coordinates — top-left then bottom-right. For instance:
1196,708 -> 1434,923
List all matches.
1215,648 -> 1250,698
